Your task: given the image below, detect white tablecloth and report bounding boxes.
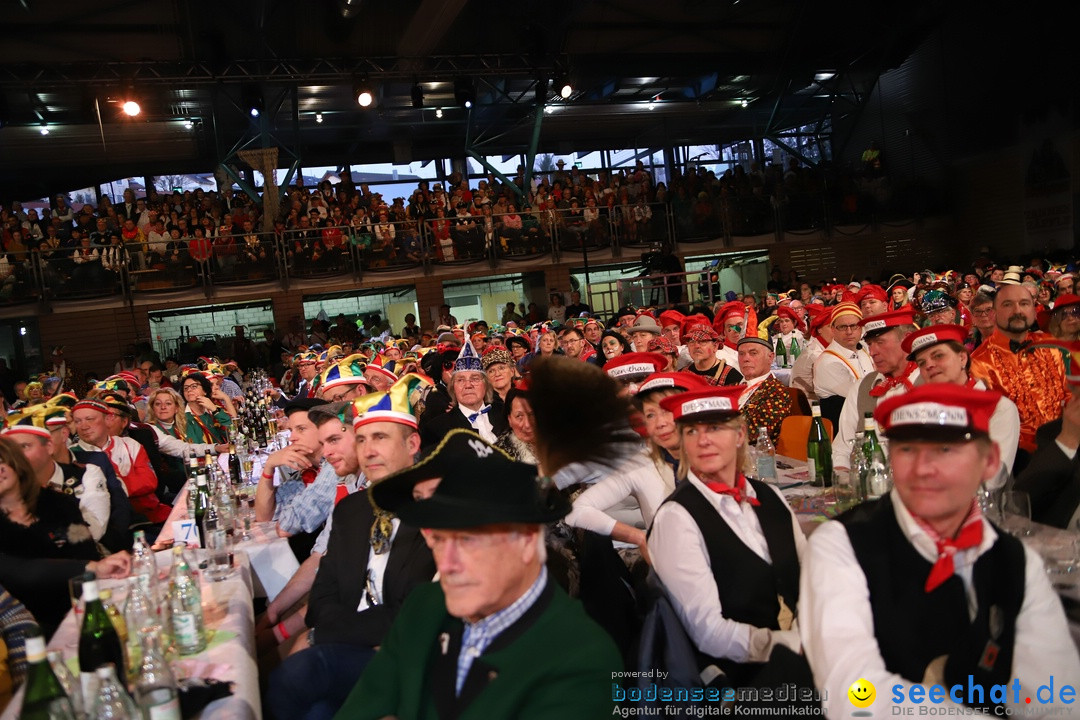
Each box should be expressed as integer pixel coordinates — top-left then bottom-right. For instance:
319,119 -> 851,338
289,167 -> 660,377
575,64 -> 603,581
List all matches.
2,550 -> 261,720
156,480 -> 299,602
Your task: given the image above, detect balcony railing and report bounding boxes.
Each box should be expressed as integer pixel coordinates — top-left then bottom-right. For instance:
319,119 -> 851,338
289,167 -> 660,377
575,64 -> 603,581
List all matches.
4,193 -> 923,308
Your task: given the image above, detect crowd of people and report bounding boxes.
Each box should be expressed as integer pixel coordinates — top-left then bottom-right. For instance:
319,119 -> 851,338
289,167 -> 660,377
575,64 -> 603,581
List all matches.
0,152 -> 904,302
2,242 -> 1080,716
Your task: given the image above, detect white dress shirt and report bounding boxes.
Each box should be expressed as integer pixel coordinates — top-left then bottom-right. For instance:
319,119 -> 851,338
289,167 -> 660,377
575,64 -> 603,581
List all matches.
356,517 -> 400,612
565,450 -> 670,536
791,335 -> 825,401
831,368 -> 921,469
648,472 -> 806,663
813,340 -> 873,400
458,403 -> 496,443
800,489 -> 1080,717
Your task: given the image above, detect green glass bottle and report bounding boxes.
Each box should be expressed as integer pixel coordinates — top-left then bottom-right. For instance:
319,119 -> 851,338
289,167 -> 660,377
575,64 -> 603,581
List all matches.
21,624 -> 76,720
807,403 -> 833,487
77,577 -> 126,703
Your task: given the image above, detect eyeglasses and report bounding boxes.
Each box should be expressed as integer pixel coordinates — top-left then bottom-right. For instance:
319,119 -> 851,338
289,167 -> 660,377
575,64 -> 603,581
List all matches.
833,323 -> 862,332
972,307 -> 995,317
1061,306 -> 1080,319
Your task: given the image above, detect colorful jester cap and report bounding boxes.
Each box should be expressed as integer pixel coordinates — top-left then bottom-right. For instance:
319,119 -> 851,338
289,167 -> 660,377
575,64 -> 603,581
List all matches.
366,353 -> 400,385
1,404 -> 51,437
318,353 -> 372,394
351,373 -> 433,429
293,350 -> 320,367
452,336 -> 484,375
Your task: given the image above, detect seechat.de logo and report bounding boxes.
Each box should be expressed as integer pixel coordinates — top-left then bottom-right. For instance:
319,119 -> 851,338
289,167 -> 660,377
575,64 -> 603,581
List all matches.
848,678 -> 877,716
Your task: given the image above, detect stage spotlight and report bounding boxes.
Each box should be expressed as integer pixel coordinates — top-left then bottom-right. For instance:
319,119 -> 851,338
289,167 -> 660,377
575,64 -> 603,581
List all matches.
454,78 -> 475,109
243,84 -> 264,119
183,118 -> 194,129
122,100 -> 141,117
315,112 -> 323,123
355,80 -> 376,108
435,108 -> 443,119
411,84 -> 424,109
39,124 -> 49,135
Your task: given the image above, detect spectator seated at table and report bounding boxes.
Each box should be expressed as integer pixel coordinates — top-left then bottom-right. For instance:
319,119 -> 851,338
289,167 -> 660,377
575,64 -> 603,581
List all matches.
335,429 -> 620,720
0,435 -> 131,636
1015,367 -> 1080,528
735,336 -> 791,444
266,378 -> 434,720
255,398 -> 339,558
800,384 -> 1080,716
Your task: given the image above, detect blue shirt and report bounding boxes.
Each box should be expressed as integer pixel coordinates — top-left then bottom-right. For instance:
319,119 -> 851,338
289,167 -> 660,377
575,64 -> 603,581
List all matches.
455,566 -> 548,695
272,459 -> 339,534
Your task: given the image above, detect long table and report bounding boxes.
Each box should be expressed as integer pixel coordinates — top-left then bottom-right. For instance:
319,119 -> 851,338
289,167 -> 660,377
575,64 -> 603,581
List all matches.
2,550 -> 261,720
157,479 -> 300,602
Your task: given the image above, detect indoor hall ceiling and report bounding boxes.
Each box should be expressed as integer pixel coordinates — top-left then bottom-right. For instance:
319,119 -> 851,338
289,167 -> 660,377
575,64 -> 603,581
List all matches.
0,0 -> 1050,198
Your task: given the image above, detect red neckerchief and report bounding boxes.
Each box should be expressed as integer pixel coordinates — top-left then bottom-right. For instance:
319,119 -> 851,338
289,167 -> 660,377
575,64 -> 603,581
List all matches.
724,340 -> 738,351
913,499 -> 984,592
964,376 -> 979,389
334,483 -> 349,505
301,467 -> 318,485
869,361 -> 918,397
701,473 -> 760,507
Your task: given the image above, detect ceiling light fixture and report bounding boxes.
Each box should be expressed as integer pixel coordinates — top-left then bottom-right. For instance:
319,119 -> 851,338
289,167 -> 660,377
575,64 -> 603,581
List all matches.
741,99 -> 749,108
354,80 -> 376,108
435,108 -> 443,119
39,124 -> 49,135
183,118 -> 194,129
315,112 -> 323,123
121,100 -> 141,117
454,78 -> 475,110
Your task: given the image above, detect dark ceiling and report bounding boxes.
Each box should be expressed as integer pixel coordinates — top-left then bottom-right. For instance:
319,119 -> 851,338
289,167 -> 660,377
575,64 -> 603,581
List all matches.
0,0 -> 1065,200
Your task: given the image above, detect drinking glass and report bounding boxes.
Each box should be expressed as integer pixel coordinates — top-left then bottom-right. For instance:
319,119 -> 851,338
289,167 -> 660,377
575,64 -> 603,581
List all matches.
835,470 -> 859,512
1001,490 -> 1033,536
204,525 -> 232,581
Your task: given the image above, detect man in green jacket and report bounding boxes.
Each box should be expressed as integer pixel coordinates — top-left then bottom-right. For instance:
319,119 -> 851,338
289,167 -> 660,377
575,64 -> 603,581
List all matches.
335,429 -> 621,720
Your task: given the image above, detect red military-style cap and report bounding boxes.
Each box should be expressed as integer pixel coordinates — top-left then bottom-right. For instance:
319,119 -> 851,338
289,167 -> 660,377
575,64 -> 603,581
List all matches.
859,306 -> 916,338
874,384 -> 1000,442
635,371 -> 711,397
660,386 -> 746,423
901,324 -> 969,360
603,352 -> 667,382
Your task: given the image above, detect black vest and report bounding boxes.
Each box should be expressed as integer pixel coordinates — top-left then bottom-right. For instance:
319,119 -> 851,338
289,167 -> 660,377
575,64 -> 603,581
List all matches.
661,479 -> 801,681
53,461 -> 88,497
839,496 -> 1024,712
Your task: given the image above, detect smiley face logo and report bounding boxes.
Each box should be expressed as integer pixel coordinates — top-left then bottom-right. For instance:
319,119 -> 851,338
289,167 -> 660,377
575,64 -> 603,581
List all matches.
848,679 -> 876,709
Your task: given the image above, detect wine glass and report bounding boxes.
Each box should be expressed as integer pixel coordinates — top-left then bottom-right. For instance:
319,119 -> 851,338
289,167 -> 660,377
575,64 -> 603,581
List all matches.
1001,490 -> 1033,536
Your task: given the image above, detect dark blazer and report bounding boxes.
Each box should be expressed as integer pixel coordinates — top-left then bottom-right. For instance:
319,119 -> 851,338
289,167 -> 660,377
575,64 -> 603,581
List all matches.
306,489 -> 435,647
419,398 -> 508,451
1015,418 -> 1080,529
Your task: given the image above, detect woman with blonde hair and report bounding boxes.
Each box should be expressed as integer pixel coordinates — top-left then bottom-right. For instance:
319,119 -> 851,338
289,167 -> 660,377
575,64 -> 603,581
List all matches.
648,385 -> 807,686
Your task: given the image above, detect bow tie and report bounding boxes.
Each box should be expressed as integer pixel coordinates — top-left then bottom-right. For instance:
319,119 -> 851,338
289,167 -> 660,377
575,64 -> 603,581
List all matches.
1008,339 -> 1032,354
467,406 -> 491,424
921,501 -> 983,592
702,474 -> 760,506
869,362 -> 918,397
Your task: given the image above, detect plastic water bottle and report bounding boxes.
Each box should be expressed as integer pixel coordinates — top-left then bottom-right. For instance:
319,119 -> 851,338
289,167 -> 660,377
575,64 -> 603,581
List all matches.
754,426 -> 777,481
